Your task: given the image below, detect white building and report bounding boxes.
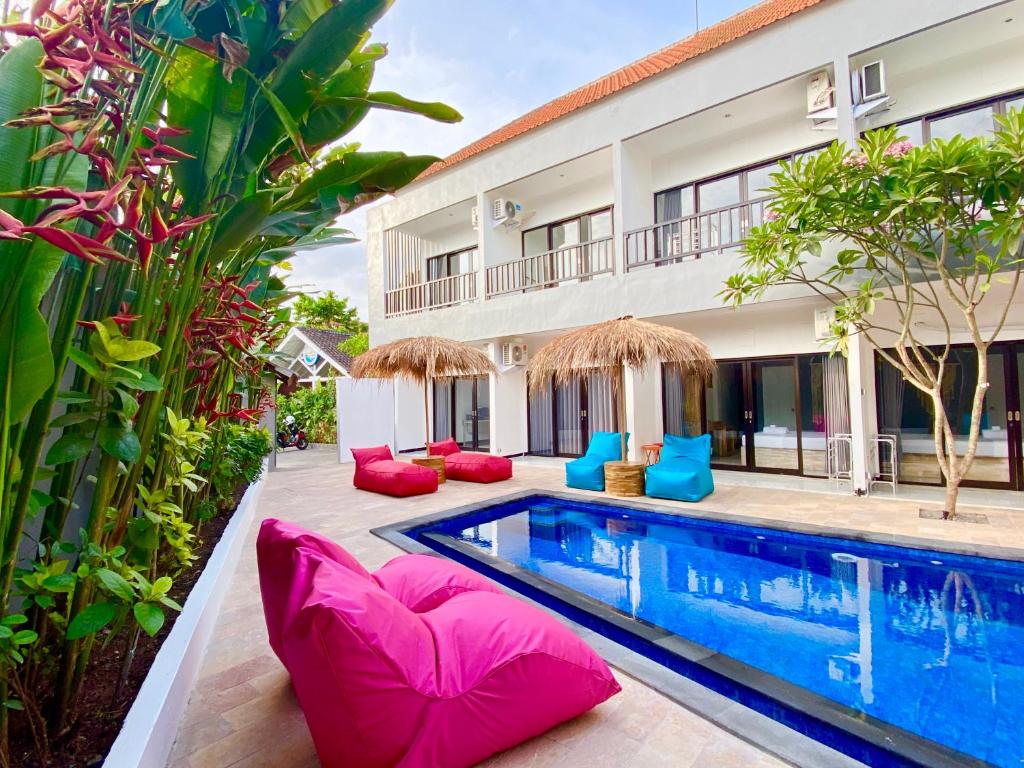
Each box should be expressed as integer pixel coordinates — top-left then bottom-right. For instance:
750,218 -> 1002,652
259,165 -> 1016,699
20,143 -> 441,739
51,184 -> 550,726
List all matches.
365,0 -> 1024,496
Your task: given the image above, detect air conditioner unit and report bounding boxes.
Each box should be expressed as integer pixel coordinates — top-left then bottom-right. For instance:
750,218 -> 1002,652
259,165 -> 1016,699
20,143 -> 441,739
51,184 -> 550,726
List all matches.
470,206 -> 479,230
501,342 -> 528,366
491,198 -> 526,228
814,307 -> 838,342
860,60 -> 886,102
806,70 -> 834,115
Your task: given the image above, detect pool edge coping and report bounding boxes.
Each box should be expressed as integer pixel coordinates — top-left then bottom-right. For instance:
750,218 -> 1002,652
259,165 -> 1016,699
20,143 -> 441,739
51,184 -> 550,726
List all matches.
372,488 -> 1002,768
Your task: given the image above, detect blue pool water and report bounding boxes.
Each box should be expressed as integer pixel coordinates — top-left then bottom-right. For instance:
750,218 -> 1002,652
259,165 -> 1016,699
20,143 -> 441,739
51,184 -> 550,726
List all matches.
411,495 -> 1024,767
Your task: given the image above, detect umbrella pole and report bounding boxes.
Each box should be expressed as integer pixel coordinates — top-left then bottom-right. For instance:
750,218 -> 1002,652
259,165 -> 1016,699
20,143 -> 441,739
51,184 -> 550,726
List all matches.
423,380 -> 431,456
618,366 -> 628,461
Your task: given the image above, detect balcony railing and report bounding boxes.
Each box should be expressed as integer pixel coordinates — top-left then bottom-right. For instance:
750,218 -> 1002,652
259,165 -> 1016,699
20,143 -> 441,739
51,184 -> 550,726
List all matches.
624,196 -> 772,271
485,236 -> 614,298
384,272 -> 477,317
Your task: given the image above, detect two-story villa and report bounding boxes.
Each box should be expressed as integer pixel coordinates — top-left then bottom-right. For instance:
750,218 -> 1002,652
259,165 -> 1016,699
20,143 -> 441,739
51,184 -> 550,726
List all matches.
364,0 -> 1024,497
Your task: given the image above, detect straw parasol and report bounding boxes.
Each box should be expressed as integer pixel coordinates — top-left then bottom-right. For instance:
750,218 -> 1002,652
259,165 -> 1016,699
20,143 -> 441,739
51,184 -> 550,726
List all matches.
527,316 -> 715,463
350,336 -> 496,455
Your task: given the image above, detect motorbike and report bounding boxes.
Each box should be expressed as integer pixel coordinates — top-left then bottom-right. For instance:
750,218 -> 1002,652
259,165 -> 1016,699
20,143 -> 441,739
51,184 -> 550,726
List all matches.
277,415 -> 309,450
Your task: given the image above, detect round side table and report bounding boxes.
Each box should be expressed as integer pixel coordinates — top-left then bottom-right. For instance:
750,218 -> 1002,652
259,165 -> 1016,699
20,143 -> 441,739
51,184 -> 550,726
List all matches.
640,443 -> 663,466
412,456 -> 446,483
603,460 -> 645,497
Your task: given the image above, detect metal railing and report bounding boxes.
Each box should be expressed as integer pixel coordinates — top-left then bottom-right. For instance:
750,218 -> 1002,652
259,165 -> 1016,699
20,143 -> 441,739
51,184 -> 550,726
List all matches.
384,271 -> 477,317
623,196 -> 773,271
485,236 -> 614,298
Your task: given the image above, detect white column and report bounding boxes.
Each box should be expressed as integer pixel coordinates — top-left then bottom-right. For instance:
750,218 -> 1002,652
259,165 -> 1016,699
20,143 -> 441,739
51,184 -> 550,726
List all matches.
475,191 -> 489,304
623,361 -> 661,462
833,55 -> 857,144
486,342 -> 528,457
835,54 -> 873,492
612,139 -> 653,273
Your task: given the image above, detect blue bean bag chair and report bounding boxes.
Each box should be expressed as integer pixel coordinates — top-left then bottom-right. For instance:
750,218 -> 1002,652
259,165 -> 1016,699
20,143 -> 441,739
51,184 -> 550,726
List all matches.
566,431 -> 629,491
645,433 -> 714,502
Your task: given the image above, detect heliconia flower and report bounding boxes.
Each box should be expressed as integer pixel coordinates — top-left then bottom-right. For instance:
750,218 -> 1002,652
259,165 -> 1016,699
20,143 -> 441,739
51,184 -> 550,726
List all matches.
111,303 -> 141,332
151,207 -> 169,242
23,225 -> 123,263
166,213 -> 215,239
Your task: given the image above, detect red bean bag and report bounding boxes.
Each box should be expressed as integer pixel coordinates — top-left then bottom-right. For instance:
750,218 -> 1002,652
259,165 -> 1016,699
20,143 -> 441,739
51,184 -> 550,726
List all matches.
351,445 -> 437,497
256,519 -> 620,768
428,438 -> 513,483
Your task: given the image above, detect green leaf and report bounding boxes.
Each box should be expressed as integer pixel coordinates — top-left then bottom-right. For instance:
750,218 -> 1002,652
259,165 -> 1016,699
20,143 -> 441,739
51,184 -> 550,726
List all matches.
152,0 -> 196,39
106,338 -> 160,363
166,46 -> 248,210
3,700 -> 24,711
210,191 -> 275,255
41,573 -> 75,593
98,422 -> 141,462
245,0 -> 393,164
13,630 -> 38,645
96,568 -> 134,601
45,433 -> 92,465
114,367 -> 162,392
133,602 -> 165,637
49,410 -> 97,429
66,602 -> 117,640
363,91 -> 461,122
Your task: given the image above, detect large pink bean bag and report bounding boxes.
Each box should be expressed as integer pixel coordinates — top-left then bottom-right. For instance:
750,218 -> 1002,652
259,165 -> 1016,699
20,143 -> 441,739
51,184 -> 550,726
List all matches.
351,445 -> 438,497
257,519 -> 621,768
428,438 -> 513,483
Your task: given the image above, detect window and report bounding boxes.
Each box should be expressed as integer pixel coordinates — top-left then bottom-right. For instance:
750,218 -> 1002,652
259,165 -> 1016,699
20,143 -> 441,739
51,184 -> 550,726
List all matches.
876,91 -> 1024,145
426,247 -> 475,281
522,208 -> 614,255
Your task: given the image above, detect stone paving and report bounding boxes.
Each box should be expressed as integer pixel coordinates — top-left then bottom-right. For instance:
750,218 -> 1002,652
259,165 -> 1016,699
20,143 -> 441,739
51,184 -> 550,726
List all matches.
167,446 -> 1024,768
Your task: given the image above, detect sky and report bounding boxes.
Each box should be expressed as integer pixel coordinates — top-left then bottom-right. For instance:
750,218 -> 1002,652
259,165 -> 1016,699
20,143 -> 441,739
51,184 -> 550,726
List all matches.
286,0 -> 763,320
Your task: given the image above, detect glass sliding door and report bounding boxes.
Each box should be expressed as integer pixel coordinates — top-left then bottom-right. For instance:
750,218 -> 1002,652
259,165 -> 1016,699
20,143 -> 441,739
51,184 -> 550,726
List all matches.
528,372 -> 617,458
677,354 -> 833,476
662,365 -> 703,437
527,375 -> 554,456
750,359 -> 800,472
433,376 -> 489,451
555,378 -> 584,457
875,345 -> 1019,489
706,362 -> 747,468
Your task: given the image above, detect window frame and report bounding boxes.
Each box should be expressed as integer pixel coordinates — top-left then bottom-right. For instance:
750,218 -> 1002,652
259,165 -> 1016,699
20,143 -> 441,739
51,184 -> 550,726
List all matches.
873,89 -> 1024,144
520,206 -> 614,257
425,245 -> 476,282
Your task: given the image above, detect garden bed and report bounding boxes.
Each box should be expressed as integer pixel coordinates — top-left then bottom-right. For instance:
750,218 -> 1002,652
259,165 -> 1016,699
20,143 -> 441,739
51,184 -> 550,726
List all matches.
11,487 -> 248,768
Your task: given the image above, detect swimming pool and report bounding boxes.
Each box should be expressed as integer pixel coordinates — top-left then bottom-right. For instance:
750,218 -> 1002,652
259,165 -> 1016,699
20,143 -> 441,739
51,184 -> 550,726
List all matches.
378,492 -> 1024,768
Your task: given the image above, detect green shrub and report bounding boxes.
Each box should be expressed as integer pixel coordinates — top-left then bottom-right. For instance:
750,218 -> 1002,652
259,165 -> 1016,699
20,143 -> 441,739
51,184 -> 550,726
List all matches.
201,424 -> 271,513
278,387 -> 336,443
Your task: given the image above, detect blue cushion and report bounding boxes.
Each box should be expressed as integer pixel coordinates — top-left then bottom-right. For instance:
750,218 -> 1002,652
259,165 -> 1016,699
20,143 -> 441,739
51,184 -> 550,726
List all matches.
585,431 -> 629,461
662,434 -> 711,466
645,461 -> 714,502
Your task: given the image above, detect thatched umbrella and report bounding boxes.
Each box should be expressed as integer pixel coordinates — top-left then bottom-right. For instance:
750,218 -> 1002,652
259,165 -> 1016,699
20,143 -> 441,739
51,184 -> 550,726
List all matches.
350,336 -> 496,455
527,316 -> 715,464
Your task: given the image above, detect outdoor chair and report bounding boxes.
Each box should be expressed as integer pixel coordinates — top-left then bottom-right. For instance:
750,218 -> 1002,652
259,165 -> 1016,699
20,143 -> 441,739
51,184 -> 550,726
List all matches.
565,431 -> 629,491
351,445 -> 438,497
644,433 -> 714,502
257,518 -> 621,768
428,438 -> 513,483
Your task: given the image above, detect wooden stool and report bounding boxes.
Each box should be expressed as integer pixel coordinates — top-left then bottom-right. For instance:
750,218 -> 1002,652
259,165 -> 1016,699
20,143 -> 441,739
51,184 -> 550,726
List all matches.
640,443 -> 663,466
412,456 -> 446,484
603,461 -> 645,497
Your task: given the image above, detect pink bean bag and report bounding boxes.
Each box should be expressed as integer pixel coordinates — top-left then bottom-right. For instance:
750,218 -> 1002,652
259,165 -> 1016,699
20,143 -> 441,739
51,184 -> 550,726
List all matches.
428,438 -> 513,484
351,445 -> 437,497
257,519 -> 621,768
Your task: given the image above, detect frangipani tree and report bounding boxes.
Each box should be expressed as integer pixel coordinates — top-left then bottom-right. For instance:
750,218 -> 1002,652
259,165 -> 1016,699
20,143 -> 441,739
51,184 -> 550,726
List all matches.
723,115 -> 1024,518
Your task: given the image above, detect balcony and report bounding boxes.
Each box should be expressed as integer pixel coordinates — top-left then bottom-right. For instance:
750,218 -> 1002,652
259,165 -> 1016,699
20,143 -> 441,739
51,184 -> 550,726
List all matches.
624,196 -> 773,271
384,271 -> 477,318
485,236 -> 614,298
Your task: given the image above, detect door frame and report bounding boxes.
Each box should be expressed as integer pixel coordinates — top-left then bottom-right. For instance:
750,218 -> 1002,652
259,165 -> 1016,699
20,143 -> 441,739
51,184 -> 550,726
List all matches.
527,373 -> 618,458
433,376 -> 488,451
873,341 -> 1024,491
675,354 -> 805,476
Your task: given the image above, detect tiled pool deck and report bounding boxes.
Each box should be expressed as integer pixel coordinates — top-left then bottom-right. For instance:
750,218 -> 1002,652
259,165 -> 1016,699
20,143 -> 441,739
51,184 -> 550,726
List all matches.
168,447 -> 1024,768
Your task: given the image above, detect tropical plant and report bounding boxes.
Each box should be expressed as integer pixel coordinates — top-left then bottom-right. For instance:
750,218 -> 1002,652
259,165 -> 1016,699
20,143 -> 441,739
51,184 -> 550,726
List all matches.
723,115 -> 1024,518
0,0 -> 459,760
291,290 -> 368,334
340,330 -> 370,358
278,387 -> 336,443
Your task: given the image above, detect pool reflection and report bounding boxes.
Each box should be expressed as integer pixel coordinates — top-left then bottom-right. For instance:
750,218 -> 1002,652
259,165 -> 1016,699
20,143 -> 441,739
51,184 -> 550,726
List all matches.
445,502 -> 1024,767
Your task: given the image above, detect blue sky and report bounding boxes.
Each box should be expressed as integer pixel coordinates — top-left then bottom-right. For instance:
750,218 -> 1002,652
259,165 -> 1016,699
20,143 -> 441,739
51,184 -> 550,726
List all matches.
287,0 -> 762,318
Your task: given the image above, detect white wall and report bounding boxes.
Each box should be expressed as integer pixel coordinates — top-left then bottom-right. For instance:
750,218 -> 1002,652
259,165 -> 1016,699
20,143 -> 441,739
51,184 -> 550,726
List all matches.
491,362 -> 528,456
394,378 -> 427,452
335,378 -> 396,461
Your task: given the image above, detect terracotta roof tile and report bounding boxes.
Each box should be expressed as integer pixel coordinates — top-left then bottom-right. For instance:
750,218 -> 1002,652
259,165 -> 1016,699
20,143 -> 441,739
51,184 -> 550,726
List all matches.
415,0 -> 828,181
